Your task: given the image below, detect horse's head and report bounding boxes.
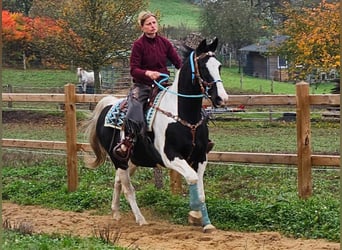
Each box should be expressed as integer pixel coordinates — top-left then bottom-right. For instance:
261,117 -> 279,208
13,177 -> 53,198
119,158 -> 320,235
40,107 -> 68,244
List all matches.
76,67 -> 83,77
193,38 -> 228,107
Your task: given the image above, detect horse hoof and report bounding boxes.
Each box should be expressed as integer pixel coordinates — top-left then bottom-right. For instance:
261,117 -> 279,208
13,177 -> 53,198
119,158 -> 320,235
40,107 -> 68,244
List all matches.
138,219 -> 148,226
188,211 -> 202,226
203,224 -> 216,233
112,212 -> 121,221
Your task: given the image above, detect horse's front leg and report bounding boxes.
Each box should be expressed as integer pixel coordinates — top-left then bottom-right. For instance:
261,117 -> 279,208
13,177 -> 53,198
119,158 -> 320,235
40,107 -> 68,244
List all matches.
188,161 -> 216,233
82,82 -> 87,93
116,168 -> 147,225
166,158 -> 215,232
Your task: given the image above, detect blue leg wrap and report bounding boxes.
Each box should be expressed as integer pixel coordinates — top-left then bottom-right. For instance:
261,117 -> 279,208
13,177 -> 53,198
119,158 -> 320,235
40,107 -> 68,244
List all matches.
200,202 -> 211,226
189,184 -> 201,210
189,184 -> 211,226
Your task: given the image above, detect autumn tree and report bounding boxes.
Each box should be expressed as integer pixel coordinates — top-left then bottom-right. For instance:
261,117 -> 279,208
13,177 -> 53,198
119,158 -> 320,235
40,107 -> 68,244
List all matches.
30,0 -> 147,93
27,16 -> 80,69
2,10 -> 32,68
29,0 -> 66,20
277,0 -> 340,80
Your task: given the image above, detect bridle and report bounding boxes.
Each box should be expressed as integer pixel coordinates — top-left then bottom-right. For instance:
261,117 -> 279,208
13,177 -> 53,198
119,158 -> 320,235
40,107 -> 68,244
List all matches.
190,51 -> 223,98
153,50 -> 222,99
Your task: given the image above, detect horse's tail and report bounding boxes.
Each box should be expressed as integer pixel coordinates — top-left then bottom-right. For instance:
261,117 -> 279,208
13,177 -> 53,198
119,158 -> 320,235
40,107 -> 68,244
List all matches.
84,95 -> 118,169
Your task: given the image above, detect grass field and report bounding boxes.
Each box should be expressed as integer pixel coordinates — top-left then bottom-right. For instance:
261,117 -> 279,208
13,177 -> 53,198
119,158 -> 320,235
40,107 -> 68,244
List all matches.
2,67 -> 335,95
149,0 -> 201,29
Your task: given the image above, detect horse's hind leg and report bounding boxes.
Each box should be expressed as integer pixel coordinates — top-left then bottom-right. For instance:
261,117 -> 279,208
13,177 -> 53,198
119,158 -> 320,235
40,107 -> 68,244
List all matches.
115,168 -> 147,225
111,169 -> 122,221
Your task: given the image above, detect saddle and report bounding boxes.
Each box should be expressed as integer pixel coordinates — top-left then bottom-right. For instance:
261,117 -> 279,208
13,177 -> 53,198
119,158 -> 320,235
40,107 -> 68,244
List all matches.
104,87 -> 167,166
104,88 -> 166,131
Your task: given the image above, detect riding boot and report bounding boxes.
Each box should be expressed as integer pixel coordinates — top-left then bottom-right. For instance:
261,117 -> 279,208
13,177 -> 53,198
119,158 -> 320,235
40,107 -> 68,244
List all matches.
113,83 -> 151,162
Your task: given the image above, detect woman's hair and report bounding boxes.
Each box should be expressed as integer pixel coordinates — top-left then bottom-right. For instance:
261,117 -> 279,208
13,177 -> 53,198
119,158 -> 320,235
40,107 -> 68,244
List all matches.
138,11 -> 157,26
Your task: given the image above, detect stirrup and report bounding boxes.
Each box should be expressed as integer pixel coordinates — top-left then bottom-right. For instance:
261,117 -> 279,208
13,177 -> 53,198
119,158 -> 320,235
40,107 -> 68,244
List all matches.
113,137 -> 133,161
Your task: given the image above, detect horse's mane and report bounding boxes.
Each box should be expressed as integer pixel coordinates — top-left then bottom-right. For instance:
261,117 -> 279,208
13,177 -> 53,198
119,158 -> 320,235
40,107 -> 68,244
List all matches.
177,43 -> 194,64
176,38 -> 218,65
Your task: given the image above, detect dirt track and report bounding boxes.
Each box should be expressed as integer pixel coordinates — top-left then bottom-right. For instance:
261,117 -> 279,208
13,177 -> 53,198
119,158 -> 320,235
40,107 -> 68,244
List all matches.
2,202 -> 339,250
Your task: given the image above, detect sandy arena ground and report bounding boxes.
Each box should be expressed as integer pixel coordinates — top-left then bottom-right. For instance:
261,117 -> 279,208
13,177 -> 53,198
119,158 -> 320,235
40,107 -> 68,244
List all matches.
2,202 -> 339,250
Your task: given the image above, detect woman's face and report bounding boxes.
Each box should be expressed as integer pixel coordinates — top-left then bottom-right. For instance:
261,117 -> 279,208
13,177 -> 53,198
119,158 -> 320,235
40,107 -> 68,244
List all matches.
141,16 -> 158,37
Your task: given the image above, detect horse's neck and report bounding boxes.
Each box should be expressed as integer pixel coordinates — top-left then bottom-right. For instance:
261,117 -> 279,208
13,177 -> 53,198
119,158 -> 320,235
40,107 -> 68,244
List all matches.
176,68 -> 203,123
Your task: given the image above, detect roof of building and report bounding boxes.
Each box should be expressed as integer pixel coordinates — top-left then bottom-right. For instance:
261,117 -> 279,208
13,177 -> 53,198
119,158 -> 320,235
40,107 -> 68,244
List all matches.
239,35 -> 288,53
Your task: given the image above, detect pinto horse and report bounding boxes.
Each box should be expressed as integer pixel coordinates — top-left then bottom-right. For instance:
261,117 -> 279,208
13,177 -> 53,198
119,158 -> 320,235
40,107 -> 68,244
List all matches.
84,38 -> 228,232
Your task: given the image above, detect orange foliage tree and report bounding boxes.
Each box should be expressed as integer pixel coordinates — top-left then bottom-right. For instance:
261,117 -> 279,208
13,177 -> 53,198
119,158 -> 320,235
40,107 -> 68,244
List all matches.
278,0 -> 340,80
27,16 -> 81,69
2,10 -> 31,42
2,9 -> 78,69
2,10 -> 32,68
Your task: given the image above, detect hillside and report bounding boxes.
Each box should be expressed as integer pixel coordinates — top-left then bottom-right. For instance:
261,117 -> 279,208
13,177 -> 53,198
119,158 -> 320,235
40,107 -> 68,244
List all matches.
149,0 -> 201,29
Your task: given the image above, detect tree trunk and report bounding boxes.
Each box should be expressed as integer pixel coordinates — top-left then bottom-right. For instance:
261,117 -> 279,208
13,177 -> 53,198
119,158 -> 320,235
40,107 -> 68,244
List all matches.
93,68 -> 101,94
23,52 -> 27,70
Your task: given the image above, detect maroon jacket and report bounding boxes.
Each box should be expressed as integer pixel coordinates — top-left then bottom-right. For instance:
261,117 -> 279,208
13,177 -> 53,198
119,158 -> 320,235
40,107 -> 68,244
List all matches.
130,34 -> 182,86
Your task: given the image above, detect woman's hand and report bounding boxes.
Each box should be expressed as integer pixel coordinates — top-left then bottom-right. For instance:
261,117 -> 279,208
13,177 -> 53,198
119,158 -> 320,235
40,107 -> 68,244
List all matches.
145,70 -> 160,80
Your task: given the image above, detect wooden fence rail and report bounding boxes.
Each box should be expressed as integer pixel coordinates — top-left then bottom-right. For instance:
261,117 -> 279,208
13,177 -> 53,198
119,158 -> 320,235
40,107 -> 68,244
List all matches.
2,82 -> 340,198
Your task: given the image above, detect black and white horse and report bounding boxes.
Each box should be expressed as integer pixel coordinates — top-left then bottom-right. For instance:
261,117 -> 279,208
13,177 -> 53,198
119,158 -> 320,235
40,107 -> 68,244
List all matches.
77,67 -> 102,93
84,38 -> 228,232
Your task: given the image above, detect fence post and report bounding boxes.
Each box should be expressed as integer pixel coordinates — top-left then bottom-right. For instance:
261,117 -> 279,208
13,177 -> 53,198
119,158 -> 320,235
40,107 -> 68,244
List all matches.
296,81 -> 312,198
170,170 -> 182,194
64,84 -> 78,192
7,84 -> 13,108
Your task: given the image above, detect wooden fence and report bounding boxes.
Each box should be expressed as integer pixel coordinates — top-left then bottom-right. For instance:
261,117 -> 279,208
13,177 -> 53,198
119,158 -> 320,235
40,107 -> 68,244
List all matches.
2,82 -> 340,198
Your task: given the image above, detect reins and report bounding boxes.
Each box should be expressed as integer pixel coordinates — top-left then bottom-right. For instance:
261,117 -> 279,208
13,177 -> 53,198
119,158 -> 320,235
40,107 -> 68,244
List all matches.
153,73 -> 205,98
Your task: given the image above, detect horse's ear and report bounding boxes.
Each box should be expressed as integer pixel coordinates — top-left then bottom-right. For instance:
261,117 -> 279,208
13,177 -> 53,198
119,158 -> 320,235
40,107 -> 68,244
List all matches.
196,39 -> 207,54
208,37 -> 218,52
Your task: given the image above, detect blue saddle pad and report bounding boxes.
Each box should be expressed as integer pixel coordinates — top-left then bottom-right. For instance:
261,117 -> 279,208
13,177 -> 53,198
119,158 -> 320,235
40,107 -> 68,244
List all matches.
104,90 -> 166,131
104,99 -> 127,129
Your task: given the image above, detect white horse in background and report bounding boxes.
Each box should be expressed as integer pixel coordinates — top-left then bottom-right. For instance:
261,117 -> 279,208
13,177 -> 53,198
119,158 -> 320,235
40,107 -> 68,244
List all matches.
77,67 -> 102,93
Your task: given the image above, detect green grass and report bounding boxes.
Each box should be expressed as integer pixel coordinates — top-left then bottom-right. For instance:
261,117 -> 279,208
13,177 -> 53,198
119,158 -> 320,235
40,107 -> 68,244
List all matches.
3,230 -> 126,250
2,159 -> 340,242
221,67 -> 336,95
2,67 -> 335,95
208,120 -> 339,154
149,0 -> 201,29
3,120 -> 340,155
2,68 -> 77,88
